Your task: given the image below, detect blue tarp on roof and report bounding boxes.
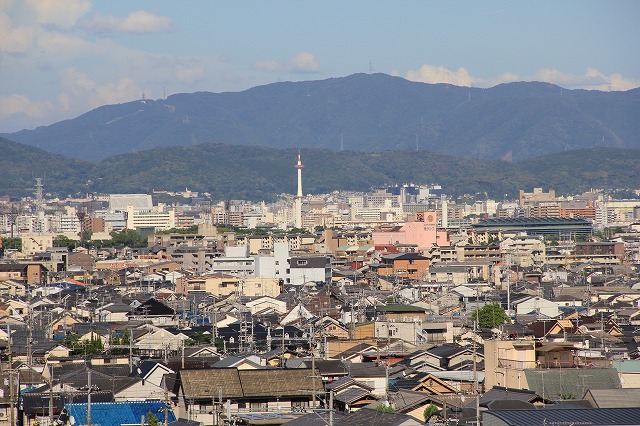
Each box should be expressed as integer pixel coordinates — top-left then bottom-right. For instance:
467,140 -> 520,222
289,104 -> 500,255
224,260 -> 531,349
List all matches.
63,400 -> 176,426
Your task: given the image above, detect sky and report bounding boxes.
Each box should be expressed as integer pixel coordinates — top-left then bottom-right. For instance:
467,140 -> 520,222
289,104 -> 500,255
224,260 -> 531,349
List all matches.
1,0 -> 638,132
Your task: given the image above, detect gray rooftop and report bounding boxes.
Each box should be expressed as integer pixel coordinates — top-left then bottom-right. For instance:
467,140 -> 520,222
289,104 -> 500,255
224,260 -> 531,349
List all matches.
483,408 -> 640,426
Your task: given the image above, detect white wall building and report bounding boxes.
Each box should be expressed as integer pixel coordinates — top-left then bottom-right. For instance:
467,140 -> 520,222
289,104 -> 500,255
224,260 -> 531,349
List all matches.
126,205 -> 176,230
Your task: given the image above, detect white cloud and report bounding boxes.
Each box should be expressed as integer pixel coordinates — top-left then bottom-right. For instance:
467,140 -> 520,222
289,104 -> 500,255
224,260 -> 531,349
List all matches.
176,64 -> 205,84
60,67 -> 141,110
36,31 -> 92,53
404,64 -> 640,91
0,94 -> 53,118
0,12 -> 36,53
289,51 -> 319,73
405,64 -> 476,87
253,52 -> 319,74
82,10 -> 173,34
26,0 -> 91,28
533,67 -> 640,91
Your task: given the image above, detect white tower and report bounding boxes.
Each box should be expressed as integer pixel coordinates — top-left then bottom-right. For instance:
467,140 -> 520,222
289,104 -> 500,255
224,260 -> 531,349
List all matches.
294,152 -> 304,229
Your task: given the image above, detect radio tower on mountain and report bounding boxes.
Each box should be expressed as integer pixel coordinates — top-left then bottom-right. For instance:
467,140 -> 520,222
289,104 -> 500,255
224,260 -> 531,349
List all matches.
294,152 -> 304,229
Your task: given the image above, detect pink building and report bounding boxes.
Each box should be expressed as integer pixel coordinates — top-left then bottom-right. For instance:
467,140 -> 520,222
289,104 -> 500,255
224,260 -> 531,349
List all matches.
372,211 -> 449,250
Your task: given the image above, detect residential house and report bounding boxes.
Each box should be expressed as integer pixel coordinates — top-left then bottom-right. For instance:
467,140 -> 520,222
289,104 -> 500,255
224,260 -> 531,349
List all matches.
127,298 -> 177,326
372,253 -> 429,281
134,326 -> 188,357
325,377 -> 378,412
0,279 -> 26,297
176,368 -> 321,424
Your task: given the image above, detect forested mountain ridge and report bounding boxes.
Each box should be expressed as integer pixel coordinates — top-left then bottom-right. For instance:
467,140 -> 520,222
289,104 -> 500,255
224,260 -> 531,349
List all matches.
4,73 -> 638,162
2,136 -> 639,201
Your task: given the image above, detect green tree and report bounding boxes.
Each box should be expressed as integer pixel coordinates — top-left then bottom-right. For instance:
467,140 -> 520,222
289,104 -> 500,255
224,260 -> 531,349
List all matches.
472,303 -> 509,328
156,225 -> 199,235
1,237 -> 21,251
53,235 -> 76,250
63,333 -> 105,356
376,403 -> 395,412
184,332 -> 213,346
423,403 -> 439,421
146,411 -> 159,426
121,328 -> 131,345
109,229 -> 148,247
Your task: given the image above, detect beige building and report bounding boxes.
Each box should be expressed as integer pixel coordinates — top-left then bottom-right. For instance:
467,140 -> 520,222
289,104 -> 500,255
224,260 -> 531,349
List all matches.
484,339 -> 536,390
500,235 -> 546,267
519,188 -> 556,207
182,273 -> 280,297
20,233 -> 54,255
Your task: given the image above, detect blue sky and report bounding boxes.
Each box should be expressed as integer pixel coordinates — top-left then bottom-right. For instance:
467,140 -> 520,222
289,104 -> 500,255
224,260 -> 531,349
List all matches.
1,0 -> 638,132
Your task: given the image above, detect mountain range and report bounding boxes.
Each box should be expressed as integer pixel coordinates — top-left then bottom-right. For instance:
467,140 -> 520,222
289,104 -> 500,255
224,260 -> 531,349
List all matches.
3,73 -> 639,162
2,136 -> 639,202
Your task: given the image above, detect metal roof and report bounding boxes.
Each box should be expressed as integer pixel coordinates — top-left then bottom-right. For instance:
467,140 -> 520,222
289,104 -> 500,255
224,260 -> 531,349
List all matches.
524,368 -> 620,401
585,389 -> 640,408
63,400 -> 175,426
483,407 -> 640,425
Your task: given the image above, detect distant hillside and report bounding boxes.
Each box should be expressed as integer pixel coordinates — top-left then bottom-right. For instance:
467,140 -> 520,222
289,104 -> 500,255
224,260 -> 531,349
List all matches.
0,137 -> 91,197
519,147 -> 640,195
1,137 -> 639,201
4,73 -> 639,162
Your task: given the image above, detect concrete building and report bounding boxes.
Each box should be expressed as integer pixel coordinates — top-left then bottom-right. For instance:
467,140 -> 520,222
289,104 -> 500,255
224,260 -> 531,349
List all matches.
287,254 -> 332,285
500,235 -> 546,267
519,188 -> 556,207
372,211 -> 449,250
109,194 -> 153,212
484,339 -> 536,389
125,205 -> 176,231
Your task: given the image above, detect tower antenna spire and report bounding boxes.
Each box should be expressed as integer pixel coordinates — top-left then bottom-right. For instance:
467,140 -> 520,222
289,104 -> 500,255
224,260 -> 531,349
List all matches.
294,151 -> 304,229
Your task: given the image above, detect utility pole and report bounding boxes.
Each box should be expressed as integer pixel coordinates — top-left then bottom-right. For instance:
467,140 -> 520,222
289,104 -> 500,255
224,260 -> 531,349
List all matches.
87,369 -> 92,426
164,383 -> 169,426
7,325 -> 14,426
506,251 -> 512,318
49,365 -> 54,425
211,388 -> 216,426
311,325 -> 316,407
329,389 -> 334,426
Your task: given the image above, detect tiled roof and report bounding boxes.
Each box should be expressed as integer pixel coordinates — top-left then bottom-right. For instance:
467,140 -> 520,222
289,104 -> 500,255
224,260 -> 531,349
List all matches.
334,388 -> 372,404
585,389 -> 640,408
524,368 -> 620,401
334,408 -> 422,426
180,368 -> 243,399
241,369 -> 319,397
426,343 -> 469,358
284,410 -> 348,426
179,368 -> 321,400
478,386 -> 541,406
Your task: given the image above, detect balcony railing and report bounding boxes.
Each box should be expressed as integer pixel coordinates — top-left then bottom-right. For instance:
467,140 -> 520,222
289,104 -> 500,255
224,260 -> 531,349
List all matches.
497,358 -> 575,369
